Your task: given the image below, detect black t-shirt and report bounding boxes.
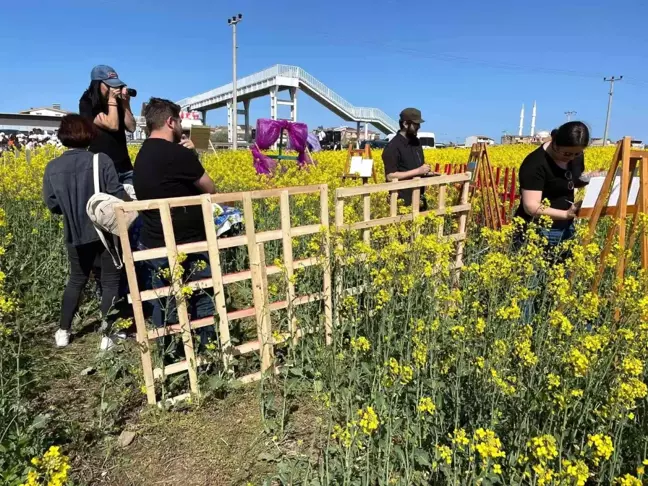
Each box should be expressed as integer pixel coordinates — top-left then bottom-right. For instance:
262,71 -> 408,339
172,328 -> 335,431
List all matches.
79,95 -> 133,174
514,145 -> 587,229
382,133 -> 426,206
134,138 -> 206,248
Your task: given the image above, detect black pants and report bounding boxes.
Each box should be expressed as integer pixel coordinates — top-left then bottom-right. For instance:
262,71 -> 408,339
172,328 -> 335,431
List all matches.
59,241 -> 121,331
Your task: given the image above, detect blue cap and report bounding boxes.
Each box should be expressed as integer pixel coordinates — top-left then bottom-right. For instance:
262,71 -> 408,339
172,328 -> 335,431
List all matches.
90,65 -> 126,88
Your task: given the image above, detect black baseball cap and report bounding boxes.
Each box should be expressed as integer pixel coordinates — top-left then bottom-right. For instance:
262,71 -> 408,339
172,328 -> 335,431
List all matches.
400,108 -> 424,124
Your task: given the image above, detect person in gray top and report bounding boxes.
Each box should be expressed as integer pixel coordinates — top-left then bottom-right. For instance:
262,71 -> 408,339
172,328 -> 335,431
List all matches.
42,114 -> 126,348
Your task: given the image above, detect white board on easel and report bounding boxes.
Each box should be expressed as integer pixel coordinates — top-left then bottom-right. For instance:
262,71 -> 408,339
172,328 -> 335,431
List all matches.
349,156 -> 374,178
582,176 -> 640,209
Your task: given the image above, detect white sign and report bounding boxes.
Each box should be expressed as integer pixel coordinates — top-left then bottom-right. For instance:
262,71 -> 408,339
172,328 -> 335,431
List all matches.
349,156 -> 374,178
582,176 -> 639,208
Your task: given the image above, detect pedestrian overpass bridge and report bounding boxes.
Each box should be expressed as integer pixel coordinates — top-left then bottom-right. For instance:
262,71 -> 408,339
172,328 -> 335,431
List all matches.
176,64 -> 399,143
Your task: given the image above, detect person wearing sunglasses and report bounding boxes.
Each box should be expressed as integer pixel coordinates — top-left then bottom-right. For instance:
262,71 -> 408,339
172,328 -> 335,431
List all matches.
514,121 -> 590,247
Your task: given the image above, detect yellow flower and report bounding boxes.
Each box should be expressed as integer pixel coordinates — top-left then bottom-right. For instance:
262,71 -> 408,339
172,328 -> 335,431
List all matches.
350,336 -> 371,353
450,428 -> 470,450
616,474 -> 642,486
473,428 -> 506,464
587,434 -> 614,465
527,435 -> 558,464
357,406 -> 379,435
417,397 -> 436,416
436,444 -> 452,465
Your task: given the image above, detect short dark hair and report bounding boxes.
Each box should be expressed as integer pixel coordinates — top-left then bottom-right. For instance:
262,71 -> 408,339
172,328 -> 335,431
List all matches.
143,97 -> 181,133
553,121 -> 590,147
58,114 -> 97,148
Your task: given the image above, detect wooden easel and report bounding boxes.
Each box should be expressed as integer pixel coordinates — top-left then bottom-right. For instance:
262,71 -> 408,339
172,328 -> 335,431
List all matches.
580,137 -> 648,292
343,143 -> 377,184
468,142 -> 503,230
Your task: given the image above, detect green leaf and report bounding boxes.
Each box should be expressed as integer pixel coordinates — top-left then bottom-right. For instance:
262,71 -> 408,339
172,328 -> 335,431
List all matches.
413,448 -> 431,467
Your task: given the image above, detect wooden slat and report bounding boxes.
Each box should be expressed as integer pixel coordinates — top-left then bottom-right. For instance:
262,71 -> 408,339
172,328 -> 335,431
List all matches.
131,257 -> 320,303
455,180 -> 471,273
343,204 -> 470,231
437,185 -> 446,237
257,242 -> 274,373
336,173 -> 470,198
412,177 -> 421,218
616,137 -> 632,284
118,184 -> 325,212
201,195 -> 233,371
320,185 -> 333,345
640,154 -> 648,270
132,223 -> 322,263
158,202 -> 200,396
133,241 -> 208,262
363,193 -> 371,244
115,206 -> 157,405
390,177 -> 399,216
244,194 -> 274,375
280,191 -> 297,341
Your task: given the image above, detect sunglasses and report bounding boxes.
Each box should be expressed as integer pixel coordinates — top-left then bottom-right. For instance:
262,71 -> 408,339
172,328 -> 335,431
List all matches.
565,170 -> 574,191
552,143 -> 583,159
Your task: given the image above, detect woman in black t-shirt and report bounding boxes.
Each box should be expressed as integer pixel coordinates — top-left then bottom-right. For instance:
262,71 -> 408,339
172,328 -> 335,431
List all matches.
514,121 -> 590,246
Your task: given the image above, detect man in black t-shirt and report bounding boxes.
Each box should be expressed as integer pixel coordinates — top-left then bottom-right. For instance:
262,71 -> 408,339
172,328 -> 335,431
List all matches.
382,108 -> 433,207
134,97 -> 217,337
79,65 -> 136,184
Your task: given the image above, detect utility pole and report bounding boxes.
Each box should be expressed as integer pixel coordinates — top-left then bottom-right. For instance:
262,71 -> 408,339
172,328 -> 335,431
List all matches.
564,111 -> 576,122
603,76 -> 622,146
228,14 -> 243,150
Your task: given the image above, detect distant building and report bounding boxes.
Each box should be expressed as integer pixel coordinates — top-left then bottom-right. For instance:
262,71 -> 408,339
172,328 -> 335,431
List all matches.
465,135 -> 495,147
19,104 -> 70,117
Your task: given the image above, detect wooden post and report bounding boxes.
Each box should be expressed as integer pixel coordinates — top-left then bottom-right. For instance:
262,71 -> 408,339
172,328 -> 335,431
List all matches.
159,202 -> 200,397
320,185 -> 333,345
640,155 -> 648,270
615,137 -> 632,284
363,193 -> 371,244
412,177 -> 421,218
455,179 -> 470,272
115,206 -> 157,405
279,191 -> 297,340
257,242 -> 274,372
243,194 -> 273,373
437,185 -> 446,237
200,195 -> 233,371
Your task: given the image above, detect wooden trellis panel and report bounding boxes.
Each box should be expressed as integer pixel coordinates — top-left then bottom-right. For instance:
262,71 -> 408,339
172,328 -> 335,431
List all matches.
334,173 -> 472,301
115,185 -> 332,405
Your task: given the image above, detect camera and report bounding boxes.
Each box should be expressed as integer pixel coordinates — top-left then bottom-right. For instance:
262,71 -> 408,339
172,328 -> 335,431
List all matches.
126,88 -> 137,98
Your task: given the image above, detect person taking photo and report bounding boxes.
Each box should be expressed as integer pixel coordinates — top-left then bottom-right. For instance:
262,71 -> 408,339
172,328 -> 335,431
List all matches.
79,65 -> 136,184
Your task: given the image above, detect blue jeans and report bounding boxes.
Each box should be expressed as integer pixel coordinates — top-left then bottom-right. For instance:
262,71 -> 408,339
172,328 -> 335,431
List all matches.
138,243 -> 215,347
519,223 -> 575,323
539,224 -> 576,247
118,170 -> 134,185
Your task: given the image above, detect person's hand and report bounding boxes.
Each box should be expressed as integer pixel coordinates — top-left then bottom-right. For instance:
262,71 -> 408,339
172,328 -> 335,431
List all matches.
418,164 -> 431,176
120,87 -> 131,103
108,87 -> 121,101
180,138 -> 195,150
565,201 -> 582,219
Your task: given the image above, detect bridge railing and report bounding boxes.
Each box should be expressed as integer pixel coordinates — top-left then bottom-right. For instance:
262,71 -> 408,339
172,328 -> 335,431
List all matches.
177,64 -> 398,132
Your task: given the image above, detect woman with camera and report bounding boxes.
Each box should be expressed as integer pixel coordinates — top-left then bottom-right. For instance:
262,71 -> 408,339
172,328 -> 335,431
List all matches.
79,65 -> 136,185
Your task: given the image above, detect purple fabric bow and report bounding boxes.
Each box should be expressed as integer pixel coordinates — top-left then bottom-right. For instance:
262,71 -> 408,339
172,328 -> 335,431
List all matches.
251,119 -> 311,174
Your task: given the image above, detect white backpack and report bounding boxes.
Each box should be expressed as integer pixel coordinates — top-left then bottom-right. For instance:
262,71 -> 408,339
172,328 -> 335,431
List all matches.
86,153 -> 137,269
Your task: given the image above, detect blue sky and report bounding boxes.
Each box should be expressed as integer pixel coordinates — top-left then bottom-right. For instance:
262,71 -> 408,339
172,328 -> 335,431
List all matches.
1,0 -> 647,143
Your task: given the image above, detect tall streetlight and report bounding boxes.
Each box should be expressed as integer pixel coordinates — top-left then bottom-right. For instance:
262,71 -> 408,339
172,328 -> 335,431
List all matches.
564,111 -> 576,122
228,14 -> 243,149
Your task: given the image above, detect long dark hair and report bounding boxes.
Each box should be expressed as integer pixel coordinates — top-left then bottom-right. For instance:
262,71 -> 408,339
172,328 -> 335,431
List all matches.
552,121 -> 590,147
81,80 -> 107,114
